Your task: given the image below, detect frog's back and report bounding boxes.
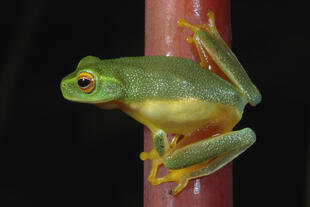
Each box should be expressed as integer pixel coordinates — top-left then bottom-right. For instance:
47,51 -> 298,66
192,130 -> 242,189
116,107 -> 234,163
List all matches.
99,56 -> 247,112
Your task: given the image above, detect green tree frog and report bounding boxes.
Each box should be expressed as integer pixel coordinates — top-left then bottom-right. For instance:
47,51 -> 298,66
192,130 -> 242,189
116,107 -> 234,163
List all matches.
60,12 -> 261,195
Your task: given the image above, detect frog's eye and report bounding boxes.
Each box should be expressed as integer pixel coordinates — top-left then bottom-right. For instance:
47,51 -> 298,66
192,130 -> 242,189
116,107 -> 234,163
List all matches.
77,72 -> 95,93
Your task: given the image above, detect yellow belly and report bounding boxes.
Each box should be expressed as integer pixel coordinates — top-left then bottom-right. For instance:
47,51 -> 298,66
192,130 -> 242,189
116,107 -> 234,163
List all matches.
120,98 -> 242,134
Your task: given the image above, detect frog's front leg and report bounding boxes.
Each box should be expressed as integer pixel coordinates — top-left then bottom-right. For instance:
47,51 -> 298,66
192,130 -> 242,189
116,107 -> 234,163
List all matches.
155,128 -> 256,195
140,129 -> 172,183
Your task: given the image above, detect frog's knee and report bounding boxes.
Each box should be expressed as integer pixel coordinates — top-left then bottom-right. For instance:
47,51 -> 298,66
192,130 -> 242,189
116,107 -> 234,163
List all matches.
240,128 -> 256,146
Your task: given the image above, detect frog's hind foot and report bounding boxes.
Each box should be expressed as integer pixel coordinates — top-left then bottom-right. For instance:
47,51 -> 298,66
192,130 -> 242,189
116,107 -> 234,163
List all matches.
177,11 -> 221,69
141,166 -> 189,195
177,11 -> 219,40
164,128 -> 256,195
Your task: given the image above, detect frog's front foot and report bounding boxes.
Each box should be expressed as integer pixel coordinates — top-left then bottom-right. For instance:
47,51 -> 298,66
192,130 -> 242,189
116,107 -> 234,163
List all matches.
140,149 -> 164,184
140,132 -> 182,185
141,149 -> 190,195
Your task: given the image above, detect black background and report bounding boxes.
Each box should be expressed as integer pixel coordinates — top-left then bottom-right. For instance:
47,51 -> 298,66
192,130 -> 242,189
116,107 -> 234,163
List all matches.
0,1 -> 309,206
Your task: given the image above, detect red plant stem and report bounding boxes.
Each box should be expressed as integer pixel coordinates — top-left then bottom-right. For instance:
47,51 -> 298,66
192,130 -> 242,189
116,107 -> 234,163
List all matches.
144,0 -> 232,206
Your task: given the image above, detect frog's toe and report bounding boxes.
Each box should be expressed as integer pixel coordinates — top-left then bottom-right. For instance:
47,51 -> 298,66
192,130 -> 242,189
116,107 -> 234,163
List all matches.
148,176 -> 162,185
153,171 -> 189,195
148,174 -> 171,185
140,148 -> 158,161
147,160 -> 162,183
140,152 -> 148,160
169,178 -> 189,196
142,149 -> 165,184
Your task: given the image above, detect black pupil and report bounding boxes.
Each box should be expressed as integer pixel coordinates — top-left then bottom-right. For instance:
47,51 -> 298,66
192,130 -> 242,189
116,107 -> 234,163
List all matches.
78,78 -> 91,88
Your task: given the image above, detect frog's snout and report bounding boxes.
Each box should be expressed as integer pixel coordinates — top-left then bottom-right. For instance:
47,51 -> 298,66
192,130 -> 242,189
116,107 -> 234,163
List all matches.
60,79 -> 71,99
61,82 -> 67,88
60,80 -> 66,92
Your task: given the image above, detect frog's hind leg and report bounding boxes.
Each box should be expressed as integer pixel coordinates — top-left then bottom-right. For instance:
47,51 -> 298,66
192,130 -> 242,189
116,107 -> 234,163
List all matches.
178,12 -> 261,106
156,128 -> 256,195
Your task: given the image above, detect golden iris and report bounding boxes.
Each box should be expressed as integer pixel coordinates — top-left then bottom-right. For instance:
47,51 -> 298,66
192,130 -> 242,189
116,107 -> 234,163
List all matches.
77,72 -> 95,93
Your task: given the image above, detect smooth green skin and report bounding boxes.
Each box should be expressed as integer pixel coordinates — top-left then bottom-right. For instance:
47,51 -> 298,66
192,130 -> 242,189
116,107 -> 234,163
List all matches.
61,27 -> 261,195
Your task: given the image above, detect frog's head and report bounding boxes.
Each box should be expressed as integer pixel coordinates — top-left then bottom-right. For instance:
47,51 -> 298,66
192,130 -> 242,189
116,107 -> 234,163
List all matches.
61,56 -> 124,103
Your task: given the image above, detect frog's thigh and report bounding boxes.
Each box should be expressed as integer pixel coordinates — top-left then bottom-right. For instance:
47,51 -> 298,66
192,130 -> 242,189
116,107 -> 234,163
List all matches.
162,128 -> 256,195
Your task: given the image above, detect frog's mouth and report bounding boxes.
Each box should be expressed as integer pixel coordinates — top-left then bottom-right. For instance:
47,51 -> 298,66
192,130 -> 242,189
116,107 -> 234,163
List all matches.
61,82 -> 109,103
60,77 -> 91,103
